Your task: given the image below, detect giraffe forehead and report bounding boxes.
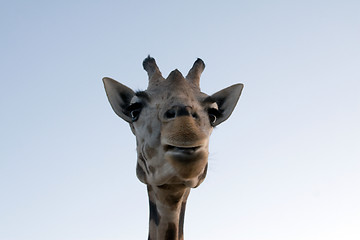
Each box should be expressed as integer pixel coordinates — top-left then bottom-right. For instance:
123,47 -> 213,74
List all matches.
150,70 -> 199,92
147,82 -> 208,107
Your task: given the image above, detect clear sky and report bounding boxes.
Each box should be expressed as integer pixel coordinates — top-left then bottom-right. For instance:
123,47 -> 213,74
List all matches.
1,1 -> 359,240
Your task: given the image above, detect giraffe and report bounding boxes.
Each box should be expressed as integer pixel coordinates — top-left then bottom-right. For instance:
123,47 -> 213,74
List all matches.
103,56 -> 243,240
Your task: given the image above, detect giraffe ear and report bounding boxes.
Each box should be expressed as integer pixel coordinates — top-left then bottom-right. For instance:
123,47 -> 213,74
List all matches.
103,77 -> 135,123
210,83 -> 244,126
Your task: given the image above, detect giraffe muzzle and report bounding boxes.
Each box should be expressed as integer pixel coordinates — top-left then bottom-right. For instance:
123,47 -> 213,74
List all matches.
161,116 -> 208,147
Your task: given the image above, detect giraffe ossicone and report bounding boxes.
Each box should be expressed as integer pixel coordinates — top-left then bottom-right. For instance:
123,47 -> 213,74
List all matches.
103,56 -> 243,240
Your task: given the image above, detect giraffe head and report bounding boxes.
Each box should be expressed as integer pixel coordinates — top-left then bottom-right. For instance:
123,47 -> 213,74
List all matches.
103,56 -> 243,188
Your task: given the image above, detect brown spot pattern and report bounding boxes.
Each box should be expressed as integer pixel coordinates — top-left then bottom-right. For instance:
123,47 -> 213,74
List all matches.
147,125 -> 153,135
145,145 -> 157,159
149,200 -> 161,226
165,222 -> 177,240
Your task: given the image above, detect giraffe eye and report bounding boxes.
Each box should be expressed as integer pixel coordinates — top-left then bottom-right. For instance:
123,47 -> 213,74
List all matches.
127,102 -> 143,122
209,114 -> 216,125
208,108 -> 220,126
131,109 -> 141,121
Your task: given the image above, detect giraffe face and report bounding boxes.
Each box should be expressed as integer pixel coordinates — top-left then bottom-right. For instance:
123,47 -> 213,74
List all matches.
130,76 -> 216,187
103,57 -> 243,188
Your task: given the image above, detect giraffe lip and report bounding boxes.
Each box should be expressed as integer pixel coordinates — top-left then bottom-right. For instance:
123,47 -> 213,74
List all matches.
164,145 -> 201,154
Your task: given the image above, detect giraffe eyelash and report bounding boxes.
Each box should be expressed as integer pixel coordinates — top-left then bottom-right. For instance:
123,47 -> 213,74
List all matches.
127,102 -> 143,112
208,108 -> 221,117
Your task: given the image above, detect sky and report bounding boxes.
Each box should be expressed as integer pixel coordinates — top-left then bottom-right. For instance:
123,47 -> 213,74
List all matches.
1,1 -> 359,239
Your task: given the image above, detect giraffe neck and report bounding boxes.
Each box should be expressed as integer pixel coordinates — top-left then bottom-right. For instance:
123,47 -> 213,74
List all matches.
147,184 -> 190,240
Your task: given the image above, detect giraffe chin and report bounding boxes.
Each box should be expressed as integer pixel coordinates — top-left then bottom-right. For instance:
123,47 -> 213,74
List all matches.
164,145 -> 208,180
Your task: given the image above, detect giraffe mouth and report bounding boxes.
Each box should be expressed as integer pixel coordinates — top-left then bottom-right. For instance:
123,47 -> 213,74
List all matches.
164,144 -> 207,165
164,145 -> 201,155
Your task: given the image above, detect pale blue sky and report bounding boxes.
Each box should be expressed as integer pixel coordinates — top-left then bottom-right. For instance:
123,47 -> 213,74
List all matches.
1,1 -> 359,240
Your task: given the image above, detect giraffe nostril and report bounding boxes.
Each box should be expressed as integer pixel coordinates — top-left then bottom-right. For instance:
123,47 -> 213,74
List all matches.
165,106 -> 195,119
165,109 -> 176,119
177,106 -> 192,117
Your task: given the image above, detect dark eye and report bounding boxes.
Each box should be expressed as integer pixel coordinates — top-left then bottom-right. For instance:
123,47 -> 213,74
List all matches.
131,109 -> 141,121
127,102 -> 143,122
209,114 -> 217,125
208,108 -> 220,126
